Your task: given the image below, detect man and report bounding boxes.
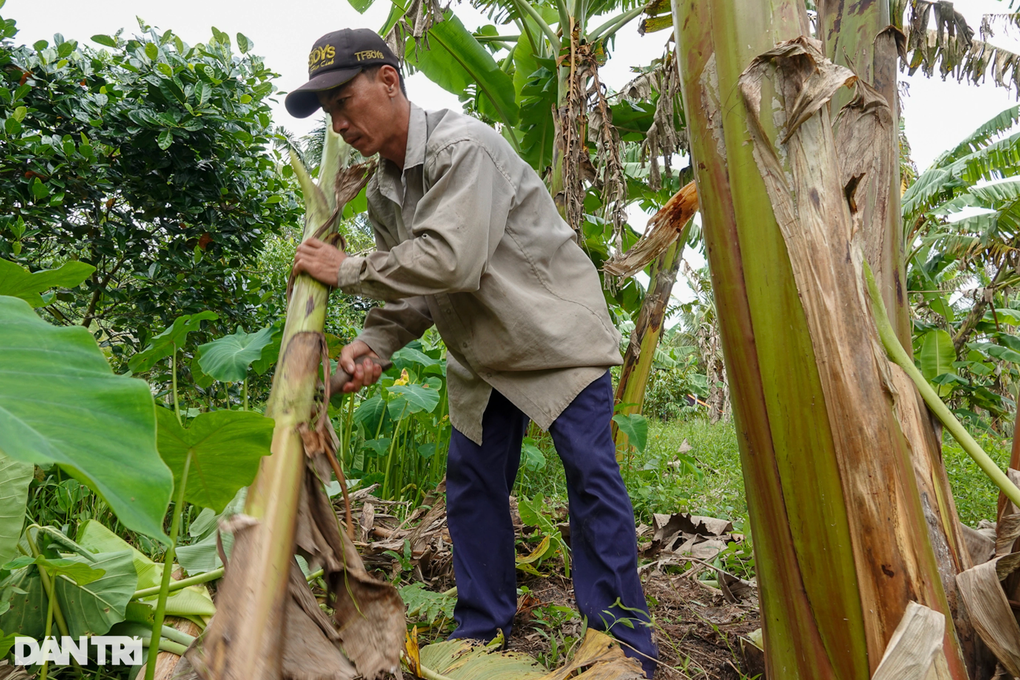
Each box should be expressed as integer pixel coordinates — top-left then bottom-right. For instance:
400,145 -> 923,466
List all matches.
287,28 -> 658,678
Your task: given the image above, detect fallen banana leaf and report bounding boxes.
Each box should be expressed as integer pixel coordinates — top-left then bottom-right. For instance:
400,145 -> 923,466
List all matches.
956,552 -> 1020,676
414,629 -> 644,680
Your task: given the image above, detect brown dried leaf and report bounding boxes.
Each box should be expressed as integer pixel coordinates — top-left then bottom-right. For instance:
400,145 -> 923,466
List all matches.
957,553 -> 1020,676
537,629 -> 645,680
871,601 -> 948,680
603,181 -> 698,278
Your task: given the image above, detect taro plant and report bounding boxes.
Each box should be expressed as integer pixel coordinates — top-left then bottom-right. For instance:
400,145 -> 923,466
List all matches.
341,338 -> 451,503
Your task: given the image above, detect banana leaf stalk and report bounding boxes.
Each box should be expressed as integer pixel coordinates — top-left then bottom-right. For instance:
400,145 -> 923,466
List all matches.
191,125 -> 402,680
610,181 -> 698,448
671,1 -> 967,677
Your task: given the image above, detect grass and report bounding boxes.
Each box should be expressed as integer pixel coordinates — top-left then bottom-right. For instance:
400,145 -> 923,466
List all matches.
514,417 -> 747,526
942,431 -> 1012,526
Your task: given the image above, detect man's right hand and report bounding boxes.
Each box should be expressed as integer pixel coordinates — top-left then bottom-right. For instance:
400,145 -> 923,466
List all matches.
336,340 -> 384,393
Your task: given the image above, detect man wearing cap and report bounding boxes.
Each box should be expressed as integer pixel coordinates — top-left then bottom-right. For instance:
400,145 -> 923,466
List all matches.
288,28 -> 658,678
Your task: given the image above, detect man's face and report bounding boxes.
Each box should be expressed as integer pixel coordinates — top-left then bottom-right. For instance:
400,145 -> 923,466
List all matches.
317,70 -> 396,158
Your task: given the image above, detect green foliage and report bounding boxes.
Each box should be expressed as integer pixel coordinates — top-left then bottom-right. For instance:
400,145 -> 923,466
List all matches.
0,296 -> 172,540
155,408 -> 272,513
400,582 -> 456,627
404,12 -> 519,128
612,413 -> 648,453
0,14 -> 301,354
76,519 -> 215,618
942,432 -> 1011,526
129,311 -> 219,373
0,452 -> 32,567
0,257 -> 94,308
197,325 -> 275,383
0,548 -> 137,639
338,337 -> 450,502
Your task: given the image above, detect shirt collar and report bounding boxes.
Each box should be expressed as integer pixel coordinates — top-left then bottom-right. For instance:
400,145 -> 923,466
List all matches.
403,103 -> 427,170
378,103 -> 426,202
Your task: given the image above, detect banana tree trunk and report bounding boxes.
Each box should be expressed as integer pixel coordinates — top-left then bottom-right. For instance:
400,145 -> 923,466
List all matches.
191,127 -> 391,680
817,3 -> 977,665
671,1 -> 968,677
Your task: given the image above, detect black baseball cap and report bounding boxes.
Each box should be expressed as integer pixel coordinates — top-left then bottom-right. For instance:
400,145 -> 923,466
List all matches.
285,28 -> 400,118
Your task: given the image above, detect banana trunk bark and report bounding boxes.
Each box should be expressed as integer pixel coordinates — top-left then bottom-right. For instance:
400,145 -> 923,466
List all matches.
671,1 -> 968,677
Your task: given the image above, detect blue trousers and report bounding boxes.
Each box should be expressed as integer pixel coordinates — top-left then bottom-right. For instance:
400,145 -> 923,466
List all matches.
446,372 -> 658,678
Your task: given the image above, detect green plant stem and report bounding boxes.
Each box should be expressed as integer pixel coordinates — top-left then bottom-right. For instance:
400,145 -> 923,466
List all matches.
588,6 -> 644,40
144,451 -> 191,680
243,377 -> 249,411
475,34 -> 521,42
143,638 -> 189,656
171,347 -> 181,426
383,404 -> 409,499
132,566 -> 224,600
24,529 -> 70,638
509,0 -> 560,47
39,572 -> 55,680
553,0 -> 571,40
865,262 -> 1020,507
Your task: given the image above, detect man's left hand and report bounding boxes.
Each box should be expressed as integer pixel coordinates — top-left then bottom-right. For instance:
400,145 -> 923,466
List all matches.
292,237 -> 347,286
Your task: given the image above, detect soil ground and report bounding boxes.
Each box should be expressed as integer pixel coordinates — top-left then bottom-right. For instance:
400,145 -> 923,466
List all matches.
505,570 -> 761,680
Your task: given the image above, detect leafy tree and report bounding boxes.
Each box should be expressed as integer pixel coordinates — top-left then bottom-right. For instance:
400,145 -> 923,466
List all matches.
0,14 -> 302,357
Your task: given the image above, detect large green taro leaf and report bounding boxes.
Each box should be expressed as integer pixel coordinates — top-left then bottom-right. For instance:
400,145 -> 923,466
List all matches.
155,408 -> 273,513
0,258 -> 95,308
0,564 -> 46,637
0,550 -> 135,639
0,296 -> 172,541
197,326 -> 275,383
0,451 -> 33,566
76,520 -> 214,619
52,550 -> 137,638
128,310 -> 219,373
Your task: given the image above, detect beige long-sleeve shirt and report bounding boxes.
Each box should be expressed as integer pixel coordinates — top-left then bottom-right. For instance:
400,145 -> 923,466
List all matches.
337,104 -> 622,444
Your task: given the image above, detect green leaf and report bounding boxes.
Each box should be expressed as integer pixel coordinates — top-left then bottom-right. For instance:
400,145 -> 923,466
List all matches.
11,106 -> 25,123
155,408 -> 273,512
0,563 -> 46,637
388,383 -> 441,415
5,555 -> 104,586
29,177 -> 49,200
92,34 -> 118,47
197,326 -> 275,383
250,324 -> 282,375
0,629 -> 16,658
919,330 -> 956,381
347,0 -> 375,12
0,296 -> 172,541
0,452 -> 32,567
405,13 -> 519,127
157,129 -> 173,150
520,437 -> 546,472
362,438 -> 392,457
0,258 -> 95,308
612,413 -> 648,454
76,520 -> 215,617
128,311 -> 219,373
236,32 -> 251,54
354,395 -> 389,435
53,550 -> 137,637
145,42 -> 158,60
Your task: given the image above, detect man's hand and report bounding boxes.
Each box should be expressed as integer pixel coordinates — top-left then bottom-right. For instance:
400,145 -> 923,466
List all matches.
337,340 -> 384,393
292,237 -> 347,286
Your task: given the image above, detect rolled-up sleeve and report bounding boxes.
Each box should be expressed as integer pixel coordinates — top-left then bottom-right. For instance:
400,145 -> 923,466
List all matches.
337,141 -> 512,301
